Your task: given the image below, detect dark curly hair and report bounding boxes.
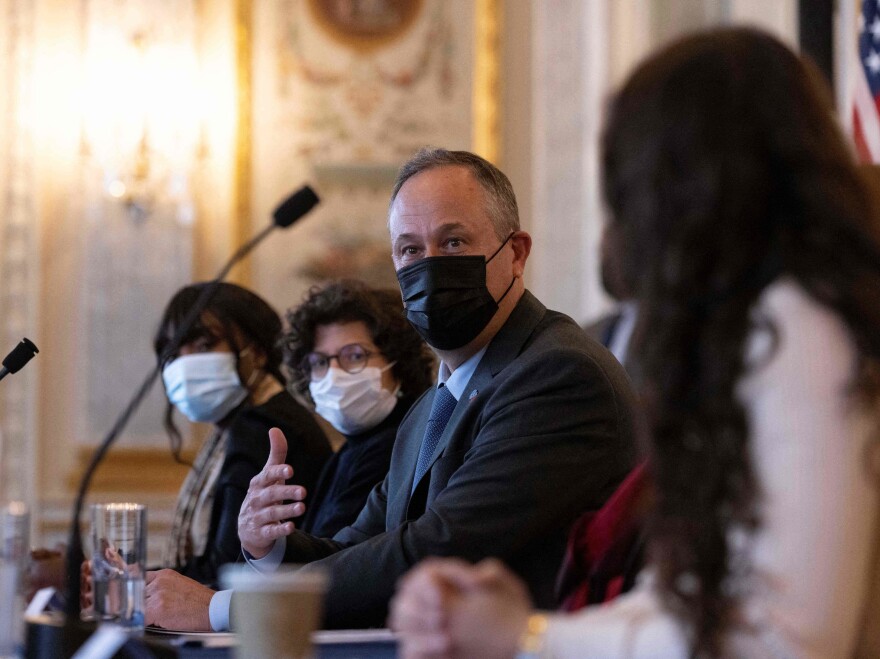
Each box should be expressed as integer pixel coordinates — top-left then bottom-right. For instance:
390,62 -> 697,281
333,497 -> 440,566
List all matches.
283,279 -> 435,404
154,282 -> 286,460
602,28 -> 880,656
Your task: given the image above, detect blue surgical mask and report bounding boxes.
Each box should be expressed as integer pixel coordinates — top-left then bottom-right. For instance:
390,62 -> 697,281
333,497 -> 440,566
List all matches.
162,352 -> 248,423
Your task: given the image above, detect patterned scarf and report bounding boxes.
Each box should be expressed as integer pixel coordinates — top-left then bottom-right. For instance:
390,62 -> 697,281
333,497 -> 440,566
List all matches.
163,427 -> 227,570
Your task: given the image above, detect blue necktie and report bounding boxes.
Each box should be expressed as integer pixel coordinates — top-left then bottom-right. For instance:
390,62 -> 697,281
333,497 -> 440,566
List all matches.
412,385 -> 457,491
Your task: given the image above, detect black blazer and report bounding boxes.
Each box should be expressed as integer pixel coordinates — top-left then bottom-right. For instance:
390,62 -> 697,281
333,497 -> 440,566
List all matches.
179,392 -> 331,587
278,291 -> 638,628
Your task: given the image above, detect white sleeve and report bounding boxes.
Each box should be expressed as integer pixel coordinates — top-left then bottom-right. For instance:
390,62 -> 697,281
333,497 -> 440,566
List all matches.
541,579 -> 688,659
210,537 -> 288,631
208,589 -> 233,632
242,536 -> 286,573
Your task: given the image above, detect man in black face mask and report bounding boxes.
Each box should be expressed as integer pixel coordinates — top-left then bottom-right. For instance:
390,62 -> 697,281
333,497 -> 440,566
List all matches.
145,148 -> 638,634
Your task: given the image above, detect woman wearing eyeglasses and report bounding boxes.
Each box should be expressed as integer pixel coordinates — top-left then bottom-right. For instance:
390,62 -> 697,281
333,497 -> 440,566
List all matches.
283,279 -> 435,538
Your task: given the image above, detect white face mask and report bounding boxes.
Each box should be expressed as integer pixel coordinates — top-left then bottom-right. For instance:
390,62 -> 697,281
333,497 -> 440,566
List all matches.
309,364 -> 399,436
162,352 -> 248,423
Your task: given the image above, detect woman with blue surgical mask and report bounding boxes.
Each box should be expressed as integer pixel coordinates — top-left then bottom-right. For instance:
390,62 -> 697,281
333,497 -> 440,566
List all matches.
282,280 -> 434,538
154,282 -> 331,587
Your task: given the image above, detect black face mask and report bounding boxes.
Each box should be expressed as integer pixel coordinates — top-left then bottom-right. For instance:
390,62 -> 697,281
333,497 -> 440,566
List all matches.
396,234 -> 516,351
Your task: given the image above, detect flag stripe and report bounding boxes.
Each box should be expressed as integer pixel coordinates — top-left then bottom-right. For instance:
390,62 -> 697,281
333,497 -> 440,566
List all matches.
850,0 -> 880,163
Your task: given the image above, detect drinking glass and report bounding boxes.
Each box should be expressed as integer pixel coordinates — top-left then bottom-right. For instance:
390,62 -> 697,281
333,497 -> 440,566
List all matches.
89,503 -> 146,633
0,502 -> 28,658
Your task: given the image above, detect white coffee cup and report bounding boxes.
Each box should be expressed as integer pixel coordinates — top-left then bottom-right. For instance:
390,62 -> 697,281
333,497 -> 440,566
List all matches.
221,564 -> 327,659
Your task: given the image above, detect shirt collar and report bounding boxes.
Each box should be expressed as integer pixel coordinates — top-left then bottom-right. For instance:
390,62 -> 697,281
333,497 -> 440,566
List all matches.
608,301 -> 638,365
437,345 -> 489,401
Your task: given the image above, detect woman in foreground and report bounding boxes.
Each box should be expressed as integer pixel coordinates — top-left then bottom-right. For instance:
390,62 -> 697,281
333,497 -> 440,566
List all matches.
390,28 -> 880,658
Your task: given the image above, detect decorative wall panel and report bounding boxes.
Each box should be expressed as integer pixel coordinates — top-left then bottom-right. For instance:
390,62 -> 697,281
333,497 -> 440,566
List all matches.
251,0 -> 482,312
78,0 -> 197,446
0,0 -> 38,505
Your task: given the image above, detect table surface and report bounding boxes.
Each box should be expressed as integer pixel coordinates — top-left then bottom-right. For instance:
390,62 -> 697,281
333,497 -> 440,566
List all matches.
165,628 -> 398,659
25,615 -> 398,658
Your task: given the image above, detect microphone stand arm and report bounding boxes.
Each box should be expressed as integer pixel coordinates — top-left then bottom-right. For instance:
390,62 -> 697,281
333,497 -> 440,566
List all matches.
62,221 -> 280,638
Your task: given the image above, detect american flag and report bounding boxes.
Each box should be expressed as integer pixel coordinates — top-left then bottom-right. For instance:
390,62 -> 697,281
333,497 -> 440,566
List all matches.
853,0 -> 880,162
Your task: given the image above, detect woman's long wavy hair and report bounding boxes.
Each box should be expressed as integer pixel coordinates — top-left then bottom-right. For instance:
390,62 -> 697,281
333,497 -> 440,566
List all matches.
602,27 -> 880,656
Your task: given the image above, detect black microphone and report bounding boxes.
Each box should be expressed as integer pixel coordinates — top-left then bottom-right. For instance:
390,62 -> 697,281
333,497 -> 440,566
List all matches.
0,338 -> 39,381
273,185 -> 319,228
55,185 -> 319,655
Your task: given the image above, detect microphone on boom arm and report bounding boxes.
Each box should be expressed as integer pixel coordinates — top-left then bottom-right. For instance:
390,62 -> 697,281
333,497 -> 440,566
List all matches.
0,337 -> 38,382
57,185 -> 319,655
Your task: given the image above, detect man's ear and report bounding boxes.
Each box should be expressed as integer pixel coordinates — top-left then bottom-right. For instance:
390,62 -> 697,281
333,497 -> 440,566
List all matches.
510,231 -> 532,278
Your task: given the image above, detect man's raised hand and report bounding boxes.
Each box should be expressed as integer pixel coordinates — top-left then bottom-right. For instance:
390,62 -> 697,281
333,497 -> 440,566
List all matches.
237,427 -> 307,558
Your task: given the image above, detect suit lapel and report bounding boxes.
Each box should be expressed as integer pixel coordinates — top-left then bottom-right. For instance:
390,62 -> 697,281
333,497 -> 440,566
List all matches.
396,391 -> 433,506
409,291 -> 547,492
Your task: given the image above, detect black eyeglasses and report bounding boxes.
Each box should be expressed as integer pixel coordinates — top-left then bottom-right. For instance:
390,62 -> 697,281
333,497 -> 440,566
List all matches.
302,343 -> 375,380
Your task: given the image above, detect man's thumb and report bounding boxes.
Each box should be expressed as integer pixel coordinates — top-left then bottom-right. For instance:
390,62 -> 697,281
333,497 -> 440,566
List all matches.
266,427 -> 289,467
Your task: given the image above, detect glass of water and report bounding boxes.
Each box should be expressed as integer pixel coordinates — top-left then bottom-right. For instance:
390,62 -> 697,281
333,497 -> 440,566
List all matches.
0,502 -> 28,658
88,503 -> 146,633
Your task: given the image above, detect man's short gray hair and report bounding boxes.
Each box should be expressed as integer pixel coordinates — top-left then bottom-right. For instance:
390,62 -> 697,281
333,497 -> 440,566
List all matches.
389,147 -> 520,241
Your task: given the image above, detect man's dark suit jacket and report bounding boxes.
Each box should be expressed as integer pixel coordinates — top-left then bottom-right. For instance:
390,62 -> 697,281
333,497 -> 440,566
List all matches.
277,291 -> 638,628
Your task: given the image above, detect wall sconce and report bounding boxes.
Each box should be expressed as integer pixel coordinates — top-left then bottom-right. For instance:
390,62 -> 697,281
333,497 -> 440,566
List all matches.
80,8 -> 203,222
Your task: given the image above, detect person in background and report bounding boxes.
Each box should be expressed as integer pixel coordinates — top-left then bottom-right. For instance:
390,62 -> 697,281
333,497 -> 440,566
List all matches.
391,27 -> 880,658
154,282 -> 331,587
282,279 -> 434,538
583,224 -> 638,372
143,148 -> 638,632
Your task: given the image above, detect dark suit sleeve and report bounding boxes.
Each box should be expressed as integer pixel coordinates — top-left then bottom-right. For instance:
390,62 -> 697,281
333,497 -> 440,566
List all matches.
310,347 -> 636,628
282,469 -> 393,563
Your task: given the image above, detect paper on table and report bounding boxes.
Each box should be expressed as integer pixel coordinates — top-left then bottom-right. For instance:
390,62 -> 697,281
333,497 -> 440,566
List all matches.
312,629 -> 396,644
145,626 -> 396,645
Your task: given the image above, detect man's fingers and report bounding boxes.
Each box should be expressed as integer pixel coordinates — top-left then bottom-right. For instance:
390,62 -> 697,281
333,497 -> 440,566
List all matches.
266,427 -> 289,467
249,483 -> 306,507
250,464 -> 294,489
248,502 -> 304,527
256,520 -> 296,541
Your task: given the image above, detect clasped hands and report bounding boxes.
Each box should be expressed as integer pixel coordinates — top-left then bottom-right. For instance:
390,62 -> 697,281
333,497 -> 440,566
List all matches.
389,558 -> 534,659
143,427 -> 306,630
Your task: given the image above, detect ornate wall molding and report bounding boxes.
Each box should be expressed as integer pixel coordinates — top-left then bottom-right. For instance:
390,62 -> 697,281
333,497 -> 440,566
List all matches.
0,0 -> 39,509
232,0 -> 254,286
473,0 -> 501,163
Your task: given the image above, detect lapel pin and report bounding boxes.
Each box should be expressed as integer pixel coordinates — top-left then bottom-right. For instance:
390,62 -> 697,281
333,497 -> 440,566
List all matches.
468,389 -> 479,401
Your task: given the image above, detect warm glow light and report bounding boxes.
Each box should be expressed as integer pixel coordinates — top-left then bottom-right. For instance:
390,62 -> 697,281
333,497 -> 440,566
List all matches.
79,6 -> 203,215
107,179 -> 126,198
